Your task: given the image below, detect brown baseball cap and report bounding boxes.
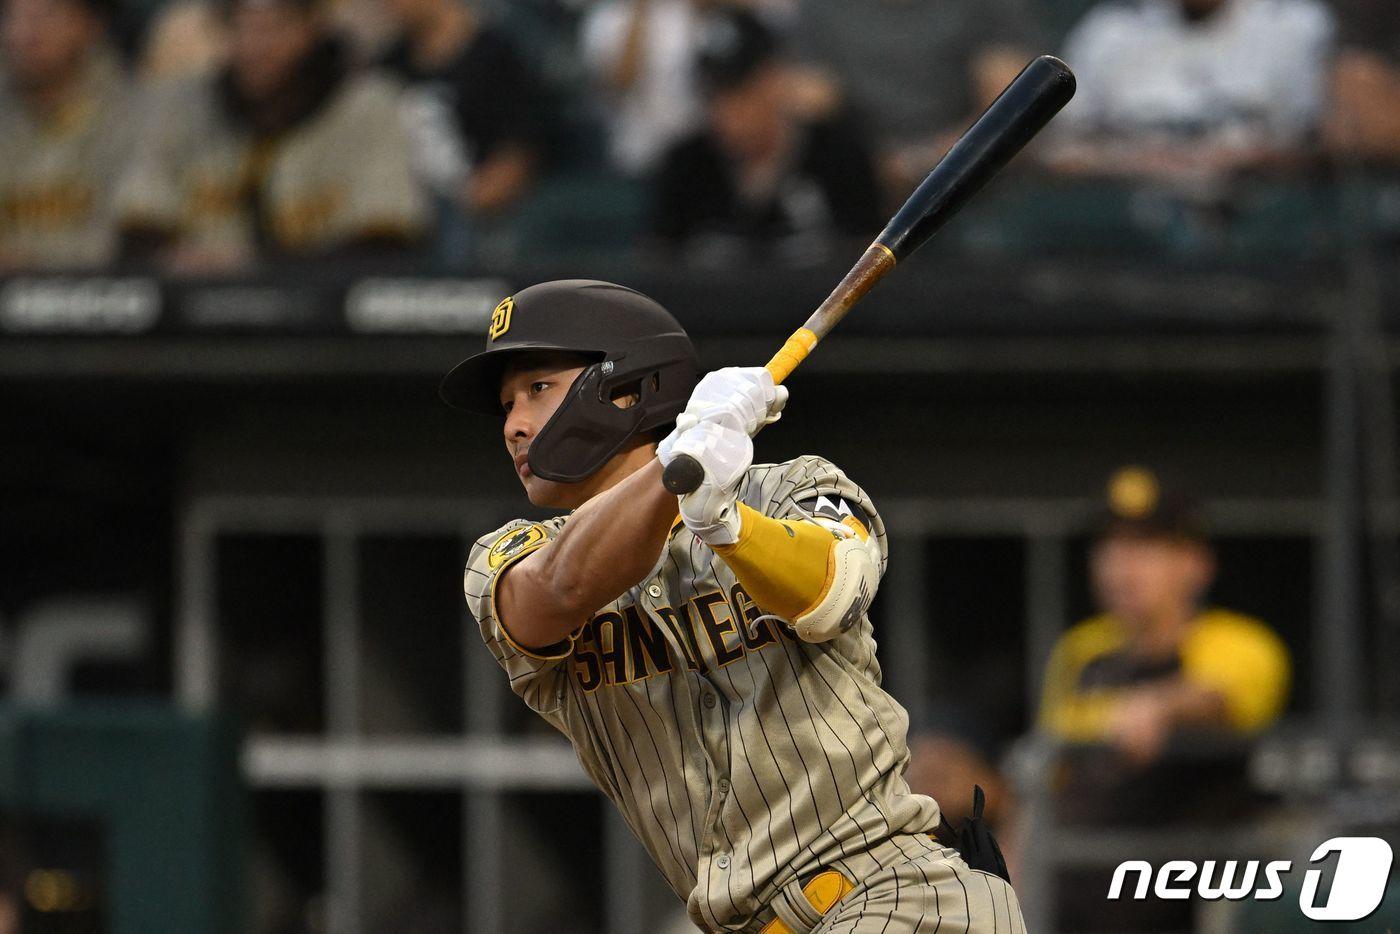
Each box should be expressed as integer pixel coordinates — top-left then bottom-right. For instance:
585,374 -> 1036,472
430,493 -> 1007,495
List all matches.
1093,466 -> 1209,543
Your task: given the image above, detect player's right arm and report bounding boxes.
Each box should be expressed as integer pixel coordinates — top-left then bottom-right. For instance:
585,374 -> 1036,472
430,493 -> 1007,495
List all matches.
496,459 -> 678,652
498,367 -> 787,650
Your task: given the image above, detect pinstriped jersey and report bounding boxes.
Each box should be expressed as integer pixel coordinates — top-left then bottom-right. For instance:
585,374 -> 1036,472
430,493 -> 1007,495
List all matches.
464,455 -> 942,931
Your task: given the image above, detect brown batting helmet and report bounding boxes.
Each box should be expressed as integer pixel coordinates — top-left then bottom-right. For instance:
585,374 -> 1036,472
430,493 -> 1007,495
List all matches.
440,280 -> 699,483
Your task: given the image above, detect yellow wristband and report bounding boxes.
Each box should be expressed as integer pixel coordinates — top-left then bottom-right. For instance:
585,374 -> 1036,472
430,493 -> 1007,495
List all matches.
712,503 -> 838,620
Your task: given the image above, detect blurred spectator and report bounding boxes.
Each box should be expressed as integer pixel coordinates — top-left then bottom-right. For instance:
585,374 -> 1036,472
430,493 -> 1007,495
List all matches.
1326,0 -> 1400,162
142,0 -> 393,87
1040,467 -> 1290,803
0,0 -> 134,271
116,0 -> 426,274
791,0 -> 1036,199
379,0 -> 545,242
904,733 -> 1013,829
1048,0 -> 1335,184
140,0 -> 227,82
653,8 -> 880,265
581,0 -> 795,177
1038,467 -> 1292,932
580,0 -> 708,176
330,0 -> 399,61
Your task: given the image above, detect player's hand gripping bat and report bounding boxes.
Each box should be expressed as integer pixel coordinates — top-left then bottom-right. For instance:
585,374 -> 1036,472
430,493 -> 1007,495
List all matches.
662,55 -> 1076,495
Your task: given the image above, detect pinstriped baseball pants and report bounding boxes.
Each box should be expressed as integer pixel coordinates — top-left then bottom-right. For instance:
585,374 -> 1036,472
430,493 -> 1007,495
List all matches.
815,840 -> 1028,934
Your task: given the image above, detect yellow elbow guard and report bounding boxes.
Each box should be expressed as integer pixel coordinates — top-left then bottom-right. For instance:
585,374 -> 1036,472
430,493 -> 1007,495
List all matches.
712,503 -> 879,642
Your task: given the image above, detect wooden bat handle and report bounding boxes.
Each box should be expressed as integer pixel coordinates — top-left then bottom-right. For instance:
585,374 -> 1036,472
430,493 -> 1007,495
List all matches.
765,243 -> 897,382
764,328 -> 818,384
663,244 -> 898,495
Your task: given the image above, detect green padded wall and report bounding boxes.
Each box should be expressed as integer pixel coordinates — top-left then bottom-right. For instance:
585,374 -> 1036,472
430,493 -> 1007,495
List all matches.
0,704 -> 243,934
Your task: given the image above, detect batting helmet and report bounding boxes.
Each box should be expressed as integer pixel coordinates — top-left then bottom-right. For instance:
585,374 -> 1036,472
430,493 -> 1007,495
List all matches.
440,280 -> 699,483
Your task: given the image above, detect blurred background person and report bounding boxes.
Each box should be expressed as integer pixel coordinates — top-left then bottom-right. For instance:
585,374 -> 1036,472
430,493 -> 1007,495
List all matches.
580,0 -> 795,178
1326,0 -> 1400,164
1038,466 -> 1292,930
139,0 -> 228,83
0,0 -> 133,271
790,0 -> 1037,202
901,733 -> 1024,889
115,0 -> 426,274
1041,467 -> 1290,797
580,0 -> 709,178
652,7 -> 880,266
379,0 -> 546,258
1046,0 -> 1335,185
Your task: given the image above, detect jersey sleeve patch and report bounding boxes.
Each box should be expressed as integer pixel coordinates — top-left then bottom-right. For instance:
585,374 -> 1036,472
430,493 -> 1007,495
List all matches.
484,523 -> 572,660
467,518 -> 571,680
795,493 -> 872,537
488,522 -> 548,569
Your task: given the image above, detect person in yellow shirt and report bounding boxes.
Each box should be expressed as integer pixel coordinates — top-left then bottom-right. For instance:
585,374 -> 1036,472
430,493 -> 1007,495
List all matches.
1040,466 -> 1290,785
1039,467 -> 1293,932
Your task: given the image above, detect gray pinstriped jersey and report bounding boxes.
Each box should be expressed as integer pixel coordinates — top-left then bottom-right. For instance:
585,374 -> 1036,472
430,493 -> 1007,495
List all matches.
465,456 -> 943,932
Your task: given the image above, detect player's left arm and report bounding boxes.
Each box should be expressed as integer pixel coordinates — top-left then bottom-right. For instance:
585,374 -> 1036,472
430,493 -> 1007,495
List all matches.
658,371 -> 881,643
716,495 -> 882,643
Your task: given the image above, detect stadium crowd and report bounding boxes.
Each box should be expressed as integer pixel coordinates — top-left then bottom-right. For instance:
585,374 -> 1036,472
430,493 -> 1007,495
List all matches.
2,0 -> 1399,273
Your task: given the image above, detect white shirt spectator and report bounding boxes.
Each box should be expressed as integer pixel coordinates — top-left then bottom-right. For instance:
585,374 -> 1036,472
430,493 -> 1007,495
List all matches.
581,0 -> 705,176
1060,0 -> 1335,148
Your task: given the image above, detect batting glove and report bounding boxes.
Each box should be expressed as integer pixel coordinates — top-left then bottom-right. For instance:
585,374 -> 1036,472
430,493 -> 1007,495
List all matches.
656,418 -> 751,546
676,367 -> 788,438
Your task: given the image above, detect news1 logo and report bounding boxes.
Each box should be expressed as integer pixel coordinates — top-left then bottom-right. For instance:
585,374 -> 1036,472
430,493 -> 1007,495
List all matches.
1108,837 -> 1394,921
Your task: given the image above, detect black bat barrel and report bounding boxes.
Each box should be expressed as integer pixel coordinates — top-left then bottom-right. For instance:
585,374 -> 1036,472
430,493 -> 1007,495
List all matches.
661,55 -> 1075,497
878,55 -> 1076,261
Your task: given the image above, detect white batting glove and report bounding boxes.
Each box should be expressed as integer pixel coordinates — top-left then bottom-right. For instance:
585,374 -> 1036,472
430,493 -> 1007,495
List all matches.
656,419 -> 751,546
676,367 -> 788,438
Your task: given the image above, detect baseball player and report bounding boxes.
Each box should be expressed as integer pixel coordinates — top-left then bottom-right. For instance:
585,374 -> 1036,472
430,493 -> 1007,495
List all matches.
444,279 -> 1024,933
114,0 -> 425,267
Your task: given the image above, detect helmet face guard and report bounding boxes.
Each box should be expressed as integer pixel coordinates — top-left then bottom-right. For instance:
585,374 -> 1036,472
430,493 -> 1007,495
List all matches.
529,334 -> 697,482
439,280 -> 699,485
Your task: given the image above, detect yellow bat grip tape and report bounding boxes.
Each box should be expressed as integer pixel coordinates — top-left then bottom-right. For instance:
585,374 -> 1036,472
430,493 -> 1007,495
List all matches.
765,328 -> 819,384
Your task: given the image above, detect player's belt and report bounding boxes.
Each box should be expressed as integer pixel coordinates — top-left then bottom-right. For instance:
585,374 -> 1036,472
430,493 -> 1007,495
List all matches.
756,868 -> 856,934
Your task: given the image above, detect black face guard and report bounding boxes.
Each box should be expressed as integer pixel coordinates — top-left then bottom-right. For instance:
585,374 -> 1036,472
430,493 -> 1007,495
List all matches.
527,335 -> 696,483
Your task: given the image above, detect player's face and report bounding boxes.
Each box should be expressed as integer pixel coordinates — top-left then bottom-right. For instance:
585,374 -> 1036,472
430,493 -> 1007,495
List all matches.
499,355 -> 589,509
1090,535 -> 1213,631
1,0 -> 100,91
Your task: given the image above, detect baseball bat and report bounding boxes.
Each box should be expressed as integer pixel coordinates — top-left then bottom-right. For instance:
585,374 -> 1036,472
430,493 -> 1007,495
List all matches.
662,54 -> 1076,495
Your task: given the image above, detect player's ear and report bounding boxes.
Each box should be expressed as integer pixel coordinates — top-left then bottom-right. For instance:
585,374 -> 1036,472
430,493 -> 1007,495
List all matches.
609,379 -> 643,410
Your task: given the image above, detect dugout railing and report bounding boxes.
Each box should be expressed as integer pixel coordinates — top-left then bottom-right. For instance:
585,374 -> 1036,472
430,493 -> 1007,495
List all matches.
1008,730 -> 1400,931
149,239 -> 1398,932
4,195 -> 1396,930
175,487 -> 1400,932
